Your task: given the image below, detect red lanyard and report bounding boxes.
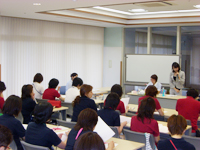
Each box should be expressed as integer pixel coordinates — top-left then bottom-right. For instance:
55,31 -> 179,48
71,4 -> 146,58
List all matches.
170,140 -> 178,150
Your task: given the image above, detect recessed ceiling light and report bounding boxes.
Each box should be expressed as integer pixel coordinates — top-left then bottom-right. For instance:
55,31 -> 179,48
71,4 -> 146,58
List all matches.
129,9 -> 146,12
93,6 -> 132,15
194,5 -> 200,8
33,3 -> 41,6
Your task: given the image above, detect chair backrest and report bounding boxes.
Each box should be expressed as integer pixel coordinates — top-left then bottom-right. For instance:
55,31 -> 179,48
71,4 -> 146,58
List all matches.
115,110 -> 121,115
10,140 -> 17,150
153,114 -> 165,121
36,98 -> 48,104
182,90 -> 187,96
21,141 -> 49,150
60,86 -> 66,95
183,135 -> 200,150
61,102 -> 73,116
123,129 -> 156,149
126,112 -> 136,117
57,119 -> 76,128
110,126 -> 120,138
186,119 -> 191,125
15,112 -> 24,124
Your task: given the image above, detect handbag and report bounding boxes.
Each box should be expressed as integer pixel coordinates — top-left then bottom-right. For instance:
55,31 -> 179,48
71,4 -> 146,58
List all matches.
196,129 -> 200,137
48,100 -> 61,108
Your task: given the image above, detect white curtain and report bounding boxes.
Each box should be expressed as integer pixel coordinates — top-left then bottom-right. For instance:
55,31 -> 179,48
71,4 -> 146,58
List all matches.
0,17 -> 104,98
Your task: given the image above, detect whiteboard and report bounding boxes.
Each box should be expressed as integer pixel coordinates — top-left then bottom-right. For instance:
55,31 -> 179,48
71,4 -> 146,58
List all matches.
126,55 -> 179,84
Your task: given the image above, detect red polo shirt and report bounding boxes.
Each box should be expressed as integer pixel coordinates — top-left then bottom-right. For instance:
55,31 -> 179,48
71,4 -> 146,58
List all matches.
104,100 -> 125,114
42,88 -> 60,100
138,96 -> 161,111
0,97 -> 5,110
176,96 -> 200,133
131,116 -> 159,137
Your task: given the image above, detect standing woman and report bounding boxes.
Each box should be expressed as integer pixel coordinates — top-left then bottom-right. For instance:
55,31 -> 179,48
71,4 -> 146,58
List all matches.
33,73 -> 44,99
21,84 -> 36,124
169,62 -> 185,95
71,84 -> 97,122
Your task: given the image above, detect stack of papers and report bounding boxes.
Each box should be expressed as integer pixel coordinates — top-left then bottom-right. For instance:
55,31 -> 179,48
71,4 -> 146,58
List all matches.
105,143 -> 118,149
158,124 -> 169,133
120,115 -> 131,124
121,97 -> 130,110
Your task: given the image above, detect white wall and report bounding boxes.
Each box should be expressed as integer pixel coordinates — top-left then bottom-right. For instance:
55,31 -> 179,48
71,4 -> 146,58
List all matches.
0,17 -> 104,98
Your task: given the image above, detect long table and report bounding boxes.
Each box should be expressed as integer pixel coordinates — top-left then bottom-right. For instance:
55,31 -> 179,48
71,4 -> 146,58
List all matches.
53,106 -> 68,121
127,92 -> 186,109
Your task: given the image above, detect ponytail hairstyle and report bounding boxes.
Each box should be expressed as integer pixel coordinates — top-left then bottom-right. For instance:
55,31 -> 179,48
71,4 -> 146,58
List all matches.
72,84 -> 93,107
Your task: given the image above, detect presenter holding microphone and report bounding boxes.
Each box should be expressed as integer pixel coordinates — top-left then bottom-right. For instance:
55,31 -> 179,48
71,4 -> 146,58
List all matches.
169,62 -> 185,95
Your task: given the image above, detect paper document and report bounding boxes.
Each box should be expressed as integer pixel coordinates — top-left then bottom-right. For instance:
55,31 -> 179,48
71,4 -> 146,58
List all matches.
154,111 -> 167,115
51,126 -> 69,131
159,124 -> 169,133
121,97 -> 130,109
94,117 -> 115,142
23,124 -> 28,130
105,143 -> 118,149
56,131 -> 69,141
120,115 -> 131,124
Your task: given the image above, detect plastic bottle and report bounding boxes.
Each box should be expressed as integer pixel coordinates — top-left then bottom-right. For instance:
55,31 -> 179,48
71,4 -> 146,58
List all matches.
162,87 -> 165,97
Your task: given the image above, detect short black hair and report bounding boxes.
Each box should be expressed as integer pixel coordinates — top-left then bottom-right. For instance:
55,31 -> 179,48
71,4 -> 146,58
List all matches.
2,95 -> 22,116
72,77 -> 83,87
151,74 -> 158,82
172,62 -> 180,72
21,84 -> 33,100
71,73 -> 78,77
111,84 -> 123,98
0,81 -> 6,92
104,93 -> 120,110
33,73 -> 43,83
187,88 -> 199,99
33,101 -> 53,124
48,78 -> 59,88
0,125 -> 12,147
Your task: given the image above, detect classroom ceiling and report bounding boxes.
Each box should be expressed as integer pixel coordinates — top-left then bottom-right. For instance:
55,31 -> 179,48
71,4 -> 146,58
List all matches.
0,0 -> 200,27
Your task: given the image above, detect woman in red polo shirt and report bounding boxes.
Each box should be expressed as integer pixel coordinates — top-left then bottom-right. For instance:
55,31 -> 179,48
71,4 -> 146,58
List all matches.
138,85 -> 164,116
131,97 -> 160,143
0,81 -> 6,111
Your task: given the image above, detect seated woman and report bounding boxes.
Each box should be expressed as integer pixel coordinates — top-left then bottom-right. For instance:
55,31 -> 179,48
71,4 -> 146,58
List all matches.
25,101 -> 67,149
66,108 -> 98,150
74,132 -> 114,150
71,84 -> 97,122
158,115 -> 195,150
138,85 -> 164,116
131,97 -> 160,144
0,81 -> 6,111
0,95 -> 25,150
32,73 -> 44,99
145,74 -> 162,93
0,125 -> 13,150
21,84 -> 36,124
98,93 -> 127,134
43,78 -> 64,101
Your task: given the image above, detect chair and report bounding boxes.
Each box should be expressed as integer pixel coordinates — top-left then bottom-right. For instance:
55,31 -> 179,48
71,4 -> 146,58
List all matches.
183,135 -> 200,150
153,114 -> 165,121
110,126 -> 120,138
21,141 -> 49,150
115,110 -> 121,115
61,102 -> 73,117
123,129 -> 156,149
56,119 -> 76,128
126,112 -> 136,117
10,140 -> 17,150
36,98 -> 48,104
16,112 -> 24,124
182,90 -> 187,96
60,86 -> 66,95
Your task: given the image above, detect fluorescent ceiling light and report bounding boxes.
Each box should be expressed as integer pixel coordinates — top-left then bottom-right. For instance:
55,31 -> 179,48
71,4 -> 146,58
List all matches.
129,9 -> 146,12
194,5 -> 200,8
93,6 -> 132,15
33,3 -> 41,6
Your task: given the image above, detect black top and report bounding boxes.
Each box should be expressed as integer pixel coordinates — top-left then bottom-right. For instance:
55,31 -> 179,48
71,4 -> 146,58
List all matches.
25,122 -> 61,149
173,76 -> 176,81
157,137 -> 195,150
71,96 -> 97,122
0,114 -> 25,150
65,128 -> 92,150
97,108 -> 120,126
21,98 -> 36,124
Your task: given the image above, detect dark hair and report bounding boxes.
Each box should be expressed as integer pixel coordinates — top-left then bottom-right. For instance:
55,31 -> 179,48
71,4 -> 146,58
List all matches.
151,74 -> 158,82
187,88 -> 199,99
0,81 -> 6,92
137,97 -> 156,123
71,73 -> 78,77
72,84 -> 93,107
2,95 -> 22,116
33,73 -> 43,83
74,108 -> 98,131
48,78 -> 59,88
74,132 -> 105,150
33,101 -> 53,124
21,84 -> 33,100
104,93 -> 120,110
0,125 -> 12,147
145,85 -> 158,97
167,115 -> 187,135
72,77 -> 83,87
172,62 -> 180,72
111,84 -> 123,98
